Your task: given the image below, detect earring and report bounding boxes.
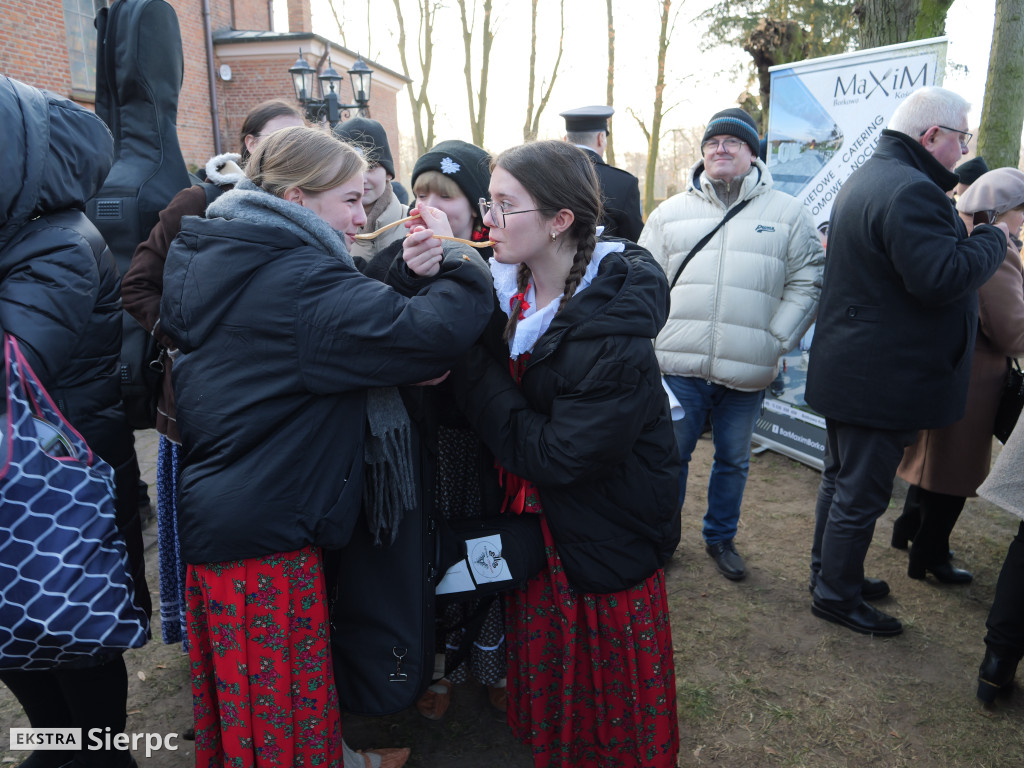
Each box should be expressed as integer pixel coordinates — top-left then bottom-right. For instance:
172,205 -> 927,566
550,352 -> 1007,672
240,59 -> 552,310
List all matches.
550,232 -> 557,241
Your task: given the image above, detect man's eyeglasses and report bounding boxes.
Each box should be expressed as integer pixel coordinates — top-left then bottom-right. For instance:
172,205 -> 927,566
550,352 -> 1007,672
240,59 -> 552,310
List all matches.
478,198 -> 556,229
701,137 -> 745,154
922,125 -> 973,150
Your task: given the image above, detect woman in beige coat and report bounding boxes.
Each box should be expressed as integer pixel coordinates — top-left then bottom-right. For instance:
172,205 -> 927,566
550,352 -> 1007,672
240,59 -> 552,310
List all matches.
893,167 -> 1024,583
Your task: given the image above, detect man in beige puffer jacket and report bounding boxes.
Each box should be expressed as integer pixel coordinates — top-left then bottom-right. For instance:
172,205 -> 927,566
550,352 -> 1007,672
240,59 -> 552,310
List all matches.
640,107 -> 823,582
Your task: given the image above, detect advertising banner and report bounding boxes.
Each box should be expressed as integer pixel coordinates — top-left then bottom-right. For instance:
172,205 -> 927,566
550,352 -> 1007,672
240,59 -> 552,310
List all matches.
754,38 -> 948,469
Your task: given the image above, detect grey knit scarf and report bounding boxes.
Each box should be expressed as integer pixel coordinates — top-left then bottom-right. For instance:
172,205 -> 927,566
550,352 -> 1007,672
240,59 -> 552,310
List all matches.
207,179 -> 415,545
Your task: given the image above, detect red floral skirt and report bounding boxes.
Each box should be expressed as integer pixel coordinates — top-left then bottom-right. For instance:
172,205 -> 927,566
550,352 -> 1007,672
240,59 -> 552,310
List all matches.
186,546 -> 342,768
504,483 -> 679,768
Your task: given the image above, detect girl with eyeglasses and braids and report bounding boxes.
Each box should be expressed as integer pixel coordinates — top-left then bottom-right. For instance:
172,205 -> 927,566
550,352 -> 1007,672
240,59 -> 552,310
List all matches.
447,140 -> 681,768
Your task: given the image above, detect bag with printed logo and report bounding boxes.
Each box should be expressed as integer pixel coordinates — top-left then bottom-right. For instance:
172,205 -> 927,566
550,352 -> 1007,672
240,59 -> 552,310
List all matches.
0,335 -> 150,670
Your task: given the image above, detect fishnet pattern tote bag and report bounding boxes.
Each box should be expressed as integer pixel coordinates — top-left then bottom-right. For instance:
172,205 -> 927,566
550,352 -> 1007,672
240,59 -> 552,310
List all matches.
0,335 -> 149,669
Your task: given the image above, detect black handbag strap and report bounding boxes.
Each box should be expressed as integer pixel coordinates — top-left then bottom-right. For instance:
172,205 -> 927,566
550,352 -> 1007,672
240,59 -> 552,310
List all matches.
670,197 -> 752,288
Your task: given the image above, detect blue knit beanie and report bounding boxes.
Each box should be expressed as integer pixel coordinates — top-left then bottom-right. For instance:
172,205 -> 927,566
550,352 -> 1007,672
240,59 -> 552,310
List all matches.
702,108 -> 760,156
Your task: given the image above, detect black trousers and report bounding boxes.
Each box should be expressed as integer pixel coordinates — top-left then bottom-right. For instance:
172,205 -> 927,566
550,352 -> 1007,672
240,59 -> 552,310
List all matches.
811,419 -> 917,608
985,520 -> 1024,659
0,654 -> 132,768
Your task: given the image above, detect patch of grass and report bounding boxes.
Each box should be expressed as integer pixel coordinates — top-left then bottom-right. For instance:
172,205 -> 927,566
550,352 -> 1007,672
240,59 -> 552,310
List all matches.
676,681 -> 716,720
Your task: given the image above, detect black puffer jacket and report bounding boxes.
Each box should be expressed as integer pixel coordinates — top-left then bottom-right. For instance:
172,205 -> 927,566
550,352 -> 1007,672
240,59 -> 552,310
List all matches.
0,77 -> 150,620
453,239 -> 681,593
160,213 -> 494,565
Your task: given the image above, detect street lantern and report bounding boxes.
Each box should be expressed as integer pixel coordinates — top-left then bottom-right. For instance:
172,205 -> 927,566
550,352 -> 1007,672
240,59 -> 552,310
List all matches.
288,51 -> 316,104
287,49 -> 373,128
318,58 -> 343,97
348,57 -> 372,106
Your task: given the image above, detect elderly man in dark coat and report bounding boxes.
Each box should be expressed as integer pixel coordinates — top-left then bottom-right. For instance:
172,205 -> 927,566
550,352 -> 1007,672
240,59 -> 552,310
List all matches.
805,86 -> 1008,637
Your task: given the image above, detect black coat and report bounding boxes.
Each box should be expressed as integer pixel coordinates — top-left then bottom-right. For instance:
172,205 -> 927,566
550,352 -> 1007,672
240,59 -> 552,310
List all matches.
806,130 -> 1006,430
453,239 -> 681,593
0,77 -> 149,620
160,214 -> 494,565
582,148 -> 645,242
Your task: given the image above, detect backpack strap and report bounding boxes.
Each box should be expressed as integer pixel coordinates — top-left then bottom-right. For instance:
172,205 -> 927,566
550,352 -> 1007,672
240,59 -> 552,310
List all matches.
670,197 -> 752,288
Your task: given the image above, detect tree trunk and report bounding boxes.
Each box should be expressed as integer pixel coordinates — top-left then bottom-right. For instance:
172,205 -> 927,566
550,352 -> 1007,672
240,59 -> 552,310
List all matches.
326,0 -> 346,47
392,0 -> 437,157
522,0 -> 539,141
742,18 -> 806,132
856,0 -> 954,49
979,0 -> 1024,168
644,0 -> 672,217
523,0 -> 565,141
606,0 -> 616,166
457,0 -> 493,148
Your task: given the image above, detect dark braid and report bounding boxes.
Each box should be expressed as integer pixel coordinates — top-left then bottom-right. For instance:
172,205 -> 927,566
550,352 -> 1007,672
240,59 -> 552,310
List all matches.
491,141 -> 603,342
503,264 -> 533,343
559,229 -> 596,312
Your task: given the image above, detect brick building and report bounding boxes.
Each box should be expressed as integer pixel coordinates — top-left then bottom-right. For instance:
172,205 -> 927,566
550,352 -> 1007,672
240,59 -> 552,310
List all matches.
0,0 -> 407,173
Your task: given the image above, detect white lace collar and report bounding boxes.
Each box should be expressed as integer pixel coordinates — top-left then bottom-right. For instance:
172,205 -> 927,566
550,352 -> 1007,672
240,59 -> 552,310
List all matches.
490,238 -> 625,359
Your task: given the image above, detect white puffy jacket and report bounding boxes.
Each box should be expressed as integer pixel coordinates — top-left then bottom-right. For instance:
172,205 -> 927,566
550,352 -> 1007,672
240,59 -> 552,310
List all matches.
640,159 -> 823,391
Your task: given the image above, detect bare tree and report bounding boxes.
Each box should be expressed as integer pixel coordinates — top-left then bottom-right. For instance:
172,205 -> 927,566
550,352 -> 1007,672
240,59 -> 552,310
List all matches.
326,0 -> 348,48
699,1 -> 856,121
978,0 -> 1024,168
456,0 -> 495,148
364,0 -> 374,58
392,0 -> 439,156
522,0 -> 565,142
855,0 -> 955,49
632,0 -> 677,216
606,0 -> 617,166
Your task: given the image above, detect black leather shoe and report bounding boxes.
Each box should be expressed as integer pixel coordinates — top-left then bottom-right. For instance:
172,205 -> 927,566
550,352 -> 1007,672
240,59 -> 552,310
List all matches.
977,647 -> 1019,703
860,577 -> 890,601
908,560 -> 973,584
811,599 -> 903,636
808,577 -> 890,601
706,540 -> 746,580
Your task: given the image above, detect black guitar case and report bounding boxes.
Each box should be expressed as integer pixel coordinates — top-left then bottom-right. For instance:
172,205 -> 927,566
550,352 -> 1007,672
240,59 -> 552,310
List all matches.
86,0 -> 190,429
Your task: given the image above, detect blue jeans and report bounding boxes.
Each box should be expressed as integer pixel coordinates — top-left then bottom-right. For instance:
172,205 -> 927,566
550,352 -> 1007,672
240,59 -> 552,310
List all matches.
665,375 -> 764,544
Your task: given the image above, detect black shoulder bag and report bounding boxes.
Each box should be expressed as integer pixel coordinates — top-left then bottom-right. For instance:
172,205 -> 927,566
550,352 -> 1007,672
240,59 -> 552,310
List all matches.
670,198 -> 752,288
994,357 -> 1024,444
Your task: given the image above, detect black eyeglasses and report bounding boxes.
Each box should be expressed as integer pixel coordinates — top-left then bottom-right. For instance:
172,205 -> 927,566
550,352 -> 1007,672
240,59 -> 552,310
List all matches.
701,137 -> 745,154
478,199 -> 556,229
921,125 -> 973,150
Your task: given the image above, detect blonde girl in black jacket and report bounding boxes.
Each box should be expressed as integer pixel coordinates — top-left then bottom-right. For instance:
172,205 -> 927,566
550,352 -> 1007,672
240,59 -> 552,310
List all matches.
160,126 -> 493,768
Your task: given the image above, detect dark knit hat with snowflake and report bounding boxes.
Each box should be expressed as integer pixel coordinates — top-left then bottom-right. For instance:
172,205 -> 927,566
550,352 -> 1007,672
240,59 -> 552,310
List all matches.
412,140 -> 491,207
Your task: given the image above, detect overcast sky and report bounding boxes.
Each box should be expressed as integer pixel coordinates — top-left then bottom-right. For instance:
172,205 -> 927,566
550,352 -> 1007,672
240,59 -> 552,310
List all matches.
283,0 -> 995,159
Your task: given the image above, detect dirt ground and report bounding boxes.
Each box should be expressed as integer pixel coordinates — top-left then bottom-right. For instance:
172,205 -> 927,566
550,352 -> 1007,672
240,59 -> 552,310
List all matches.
3,429 -> 1023,767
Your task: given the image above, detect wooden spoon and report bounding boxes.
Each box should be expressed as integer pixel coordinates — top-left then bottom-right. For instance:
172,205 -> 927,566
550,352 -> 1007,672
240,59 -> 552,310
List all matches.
433,235 -> 494,248
352,214 -> 419,240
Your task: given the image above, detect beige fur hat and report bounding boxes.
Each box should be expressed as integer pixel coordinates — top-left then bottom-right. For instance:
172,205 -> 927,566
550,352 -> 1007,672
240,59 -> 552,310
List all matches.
957,167 -> 1024,216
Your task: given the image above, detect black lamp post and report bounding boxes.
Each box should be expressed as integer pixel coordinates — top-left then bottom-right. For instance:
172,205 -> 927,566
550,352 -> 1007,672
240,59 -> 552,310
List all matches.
289,49 -> 373,128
